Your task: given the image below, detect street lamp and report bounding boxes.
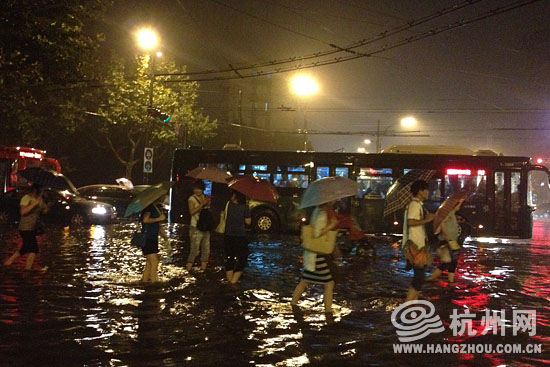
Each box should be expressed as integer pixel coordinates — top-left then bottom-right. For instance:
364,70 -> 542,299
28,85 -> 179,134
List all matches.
374,117 -> 418,152
136,28 -> 158,51
290,74 -> 319,151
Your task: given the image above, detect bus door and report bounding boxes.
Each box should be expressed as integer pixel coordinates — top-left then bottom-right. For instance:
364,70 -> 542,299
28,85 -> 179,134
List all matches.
493,170 -> 524,237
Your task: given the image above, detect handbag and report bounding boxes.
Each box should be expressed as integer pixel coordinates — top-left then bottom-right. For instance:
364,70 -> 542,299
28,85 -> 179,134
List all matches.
301,225 -> 337,254
131,230 -> 146,248
215,201 -> 229,234
403,240 -> 432,267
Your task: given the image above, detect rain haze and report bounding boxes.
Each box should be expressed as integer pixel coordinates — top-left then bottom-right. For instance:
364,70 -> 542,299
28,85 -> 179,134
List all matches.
109,0 -> 550,156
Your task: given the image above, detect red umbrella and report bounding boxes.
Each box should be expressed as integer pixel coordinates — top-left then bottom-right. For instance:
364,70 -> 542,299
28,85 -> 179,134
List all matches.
433,191 -> 469,233
186,166 -> 232,183
227,175 -> 279,202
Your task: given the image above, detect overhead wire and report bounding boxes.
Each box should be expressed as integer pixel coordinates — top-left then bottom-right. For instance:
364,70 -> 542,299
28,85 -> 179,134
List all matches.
158,0 -> 485,79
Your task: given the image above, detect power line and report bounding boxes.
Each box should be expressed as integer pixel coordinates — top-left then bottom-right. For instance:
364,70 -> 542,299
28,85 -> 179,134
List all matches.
159,0 -> 542,82
157,0 -> 484,79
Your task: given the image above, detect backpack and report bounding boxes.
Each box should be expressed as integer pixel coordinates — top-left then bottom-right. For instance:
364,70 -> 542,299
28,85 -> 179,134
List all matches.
193,195 -> 215,232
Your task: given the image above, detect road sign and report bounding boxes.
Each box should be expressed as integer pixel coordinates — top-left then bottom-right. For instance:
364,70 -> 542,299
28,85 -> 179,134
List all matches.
144,147 -> 153,173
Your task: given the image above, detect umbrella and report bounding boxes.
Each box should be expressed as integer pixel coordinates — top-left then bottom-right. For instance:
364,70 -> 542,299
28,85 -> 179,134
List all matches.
299,176 -> 359,209
185,166 -> 232,184
125,181 -> 174,217
116,177 -> 134,190
383,169 -> 437,217
17,167 -> 77,193
227,175 -> 279,202
433,191 -> 469,233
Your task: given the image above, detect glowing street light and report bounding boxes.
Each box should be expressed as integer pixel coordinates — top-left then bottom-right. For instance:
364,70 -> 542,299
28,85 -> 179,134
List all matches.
136,28 -> 158,51
400,116 -> 417,128
156,51 -> 163,57
291,75 -> 319,97
364,138 -> 372,145
357,147 -> 367,153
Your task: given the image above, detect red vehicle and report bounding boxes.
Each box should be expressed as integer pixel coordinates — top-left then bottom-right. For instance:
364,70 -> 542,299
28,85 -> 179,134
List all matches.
0,146 -> 61,193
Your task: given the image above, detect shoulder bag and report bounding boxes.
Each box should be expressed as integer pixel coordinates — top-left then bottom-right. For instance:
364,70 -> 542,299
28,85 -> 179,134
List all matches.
215,201 -> 230,234
301,225 -> 337,254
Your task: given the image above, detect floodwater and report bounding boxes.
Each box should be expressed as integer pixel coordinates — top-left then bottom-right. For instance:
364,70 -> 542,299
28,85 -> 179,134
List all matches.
0,220 -> 549,367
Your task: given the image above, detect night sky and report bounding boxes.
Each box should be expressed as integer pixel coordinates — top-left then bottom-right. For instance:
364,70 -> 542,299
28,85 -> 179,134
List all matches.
108,0 -> 549,156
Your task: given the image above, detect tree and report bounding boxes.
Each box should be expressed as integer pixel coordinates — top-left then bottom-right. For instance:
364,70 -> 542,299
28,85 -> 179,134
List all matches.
0,0 -> 110,147
93,55 -> 216,179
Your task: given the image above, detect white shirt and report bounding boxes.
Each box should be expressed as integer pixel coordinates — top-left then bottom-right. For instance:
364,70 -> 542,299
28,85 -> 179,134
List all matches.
407,198 -> 427,249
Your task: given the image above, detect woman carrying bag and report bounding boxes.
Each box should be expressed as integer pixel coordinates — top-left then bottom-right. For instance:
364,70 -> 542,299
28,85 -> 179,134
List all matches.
291,200 -> 340,322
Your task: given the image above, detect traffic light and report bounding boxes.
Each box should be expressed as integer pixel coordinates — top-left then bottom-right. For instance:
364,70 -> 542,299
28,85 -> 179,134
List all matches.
536,158 -> 544,164
147,107 -> 171,122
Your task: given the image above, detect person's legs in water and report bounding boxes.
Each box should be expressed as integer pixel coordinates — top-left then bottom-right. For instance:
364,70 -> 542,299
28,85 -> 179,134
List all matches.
3,251 -> 21,266
229,237 -> 248,283
25,253 -> 36,270
199,231 -> 210,270
427,245 -> 451,281
186,227 -> 201,271
142,258 -> 151,282
447,250 -> 460,283
148,254 -> 159,282
323,280 -> 335,312
405,266 -> 425,302
291,280 -> 309,306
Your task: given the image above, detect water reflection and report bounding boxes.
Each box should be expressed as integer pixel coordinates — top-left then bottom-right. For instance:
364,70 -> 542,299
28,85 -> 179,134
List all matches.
0,220 -> 549,366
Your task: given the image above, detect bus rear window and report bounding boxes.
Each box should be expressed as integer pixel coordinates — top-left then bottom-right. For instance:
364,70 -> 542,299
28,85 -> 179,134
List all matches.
445,174 -> 486,202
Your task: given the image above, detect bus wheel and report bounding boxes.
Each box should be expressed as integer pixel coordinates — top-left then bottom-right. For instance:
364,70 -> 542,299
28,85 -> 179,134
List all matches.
253,210 -> 279,234
70,213 -> 85,226
0,210 -> 9,224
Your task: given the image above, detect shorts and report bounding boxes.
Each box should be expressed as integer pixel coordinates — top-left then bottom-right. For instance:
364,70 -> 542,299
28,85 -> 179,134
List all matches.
224,235 -> 249,271
19,231 -> 38,255
142,238 -> 159,256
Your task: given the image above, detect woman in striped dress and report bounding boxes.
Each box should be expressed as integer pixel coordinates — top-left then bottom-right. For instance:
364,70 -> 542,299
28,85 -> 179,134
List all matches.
291,201 -> 340,320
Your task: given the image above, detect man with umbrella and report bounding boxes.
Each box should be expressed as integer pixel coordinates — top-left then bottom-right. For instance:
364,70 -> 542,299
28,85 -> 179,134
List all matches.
403,180 -> 435,302
3,184 -> 49,270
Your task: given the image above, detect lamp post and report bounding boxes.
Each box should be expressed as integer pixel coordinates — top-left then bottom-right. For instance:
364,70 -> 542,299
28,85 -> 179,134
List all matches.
290,75 -> 319,151
136,28 -> 160,183
375,116 -> 417,152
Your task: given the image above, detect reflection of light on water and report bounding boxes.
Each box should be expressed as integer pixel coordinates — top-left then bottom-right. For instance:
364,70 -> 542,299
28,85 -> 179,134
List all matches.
90,225 -> 105,240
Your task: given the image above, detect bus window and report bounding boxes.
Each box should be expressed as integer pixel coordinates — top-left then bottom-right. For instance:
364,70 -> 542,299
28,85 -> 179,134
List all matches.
428,178 -> 442,201
252,172 -> 271,181
239,164 -> 267,172
274,173 -> 308,188
335,167 -> 349,177
528,170 -> 550,207
317,167 -> 329,179
356,168 -> 393,198
445,173 -> 486,202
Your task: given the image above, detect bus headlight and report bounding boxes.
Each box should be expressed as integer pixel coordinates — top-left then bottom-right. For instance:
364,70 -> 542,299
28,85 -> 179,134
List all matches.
92,206 -> 107,215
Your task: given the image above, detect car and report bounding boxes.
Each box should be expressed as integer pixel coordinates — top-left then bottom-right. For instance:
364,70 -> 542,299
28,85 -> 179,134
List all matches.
0,188 -> 117,225
78,184 -> 137,217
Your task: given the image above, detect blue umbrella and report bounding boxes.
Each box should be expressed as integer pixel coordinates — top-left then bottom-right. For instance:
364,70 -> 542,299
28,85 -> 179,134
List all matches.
125,181 -> 173,217
299,176 -> 359,209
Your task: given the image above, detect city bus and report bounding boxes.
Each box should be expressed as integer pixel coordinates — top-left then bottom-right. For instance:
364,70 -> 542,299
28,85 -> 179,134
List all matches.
0,146 -> 61,193
169,147 -> 550,239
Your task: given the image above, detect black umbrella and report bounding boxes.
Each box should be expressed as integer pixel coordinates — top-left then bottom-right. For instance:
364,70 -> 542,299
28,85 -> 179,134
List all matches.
17,167 -> 77,193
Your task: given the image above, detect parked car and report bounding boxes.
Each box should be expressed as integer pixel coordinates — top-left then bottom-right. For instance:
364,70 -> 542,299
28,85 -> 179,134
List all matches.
78,184 -> 137,217
0,188 -> 117,225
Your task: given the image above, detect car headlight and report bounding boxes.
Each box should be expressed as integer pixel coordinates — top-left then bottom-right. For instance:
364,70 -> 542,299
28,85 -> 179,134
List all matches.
92,206 -> 107,215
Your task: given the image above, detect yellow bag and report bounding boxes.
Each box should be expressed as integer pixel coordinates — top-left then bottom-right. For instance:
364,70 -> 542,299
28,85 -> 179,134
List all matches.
301,225 -> 337,254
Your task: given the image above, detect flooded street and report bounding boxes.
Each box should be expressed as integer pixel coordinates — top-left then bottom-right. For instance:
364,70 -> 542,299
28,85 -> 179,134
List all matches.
1,220 -> 549,367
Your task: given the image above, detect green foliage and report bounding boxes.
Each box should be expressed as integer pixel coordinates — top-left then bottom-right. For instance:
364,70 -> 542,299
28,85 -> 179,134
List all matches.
0,0 -> 110,146
94,54 -> 216,178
